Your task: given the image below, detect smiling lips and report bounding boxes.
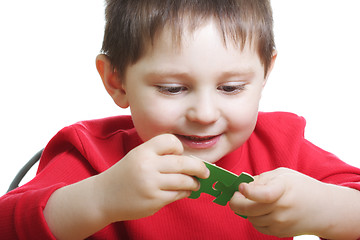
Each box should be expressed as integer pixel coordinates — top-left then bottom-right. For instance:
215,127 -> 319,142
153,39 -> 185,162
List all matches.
176,134 -> 221,149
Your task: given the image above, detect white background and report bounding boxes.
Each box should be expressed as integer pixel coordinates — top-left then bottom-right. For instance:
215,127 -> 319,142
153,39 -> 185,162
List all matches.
1,1 -> 359,239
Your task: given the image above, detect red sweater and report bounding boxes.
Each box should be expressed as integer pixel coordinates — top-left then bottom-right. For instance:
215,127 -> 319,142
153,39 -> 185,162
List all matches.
2,112 -> 360,239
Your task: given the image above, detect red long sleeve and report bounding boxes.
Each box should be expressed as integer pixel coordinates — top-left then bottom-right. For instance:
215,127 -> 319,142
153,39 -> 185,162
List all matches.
1,112 -> 360,239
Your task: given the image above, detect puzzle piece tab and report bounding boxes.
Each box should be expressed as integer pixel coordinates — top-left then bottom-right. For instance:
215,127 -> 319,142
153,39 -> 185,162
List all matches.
189,161 -> 253,204
188,161 -> 237,199
213,172 -> 254,206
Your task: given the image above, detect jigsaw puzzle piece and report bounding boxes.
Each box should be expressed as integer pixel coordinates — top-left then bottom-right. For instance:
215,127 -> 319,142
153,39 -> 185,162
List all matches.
214,173 -> 254,219
213,172 -> 254,206
188,161 -> 254,218
188,161 -> 239,200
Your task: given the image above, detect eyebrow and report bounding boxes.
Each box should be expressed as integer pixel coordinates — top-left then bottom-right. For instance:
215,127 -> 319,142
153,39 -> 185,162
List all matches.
144,68 -> 256,81
145,71 -> 193,84
217,70 -> 256,80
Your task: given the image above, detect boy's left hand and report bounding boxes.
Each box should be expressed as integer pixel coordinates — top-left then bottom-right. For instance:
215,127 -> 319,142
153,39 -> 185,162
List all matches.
229,168 -> 349,238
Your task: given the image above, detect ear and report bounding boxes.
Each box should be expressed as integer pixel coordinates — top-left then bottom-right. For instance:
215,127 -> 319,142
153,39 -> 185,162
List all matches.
263,50 -> 278,87
96,54 -> 129,108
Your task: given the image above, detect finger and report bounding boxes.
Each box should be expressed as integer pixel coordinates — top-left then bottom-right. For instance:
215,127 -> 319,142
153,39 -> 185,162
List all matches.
248,213 -> 294,238
159,174 -> 200,191
239,178 -> 285,203
145,134 -> 184,156
157,155 -> 209,179
254,167 -> 296,184
247,213 -> 273,227
250,225 -> 272,237
229,192 -> 274,217
159,190 -> 193,204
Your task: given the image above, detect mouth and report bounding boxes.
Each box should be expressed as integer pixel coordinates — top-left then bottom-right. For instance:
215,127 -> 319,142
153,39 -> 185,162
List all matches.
175,134 -> 221,149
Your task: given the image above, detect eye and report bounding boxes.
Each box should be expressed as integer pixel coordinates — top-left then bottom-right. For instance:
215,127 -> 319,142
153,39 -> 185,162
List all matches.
156,84 -> 188,95
217,84 -> 246,94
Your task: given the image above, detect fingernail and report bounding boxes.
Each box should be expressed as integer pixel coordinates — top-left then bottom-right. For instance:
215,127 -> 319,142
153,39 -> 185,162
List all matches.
239,183 -> 246,193
204,167 -> 210,178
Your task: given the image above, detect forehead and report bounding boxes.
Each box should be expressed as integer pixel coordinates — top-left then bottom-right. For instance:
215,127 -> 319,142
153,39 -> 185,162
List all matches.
147,18 -> 258,56
129,21 -> 264,76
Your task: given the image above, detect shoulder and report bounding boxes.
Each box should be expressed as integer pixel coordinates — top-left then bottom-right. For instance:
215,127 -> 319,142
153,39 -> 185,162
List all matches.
48,115 -> 137,147
256,111 -> 306,137
39,115 -> 141,171
246,112 -> 307,167
70,115 -> 135,138
54,115 -> 140,149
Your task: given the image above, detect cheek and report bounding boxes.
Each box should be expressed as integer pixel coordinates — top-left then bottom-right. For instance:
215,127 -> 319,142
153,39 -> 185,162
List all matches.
130,99 -> 184,141
228,110 -> 258,139
225,96 -> 260,141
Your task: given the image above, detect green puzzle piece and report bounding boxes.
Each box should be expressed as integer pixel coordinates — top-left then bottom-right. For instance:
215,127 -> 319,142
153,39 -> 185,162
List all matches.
188,161 -> 254,218
214,172 -> 254,206
188,161 -> 238,199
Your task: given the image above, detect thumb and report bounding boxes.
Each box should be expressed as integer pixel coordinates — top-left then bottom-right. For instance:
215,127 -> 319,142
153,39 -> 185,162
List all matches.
145,134 -> 184,156
239,176 -> 285,204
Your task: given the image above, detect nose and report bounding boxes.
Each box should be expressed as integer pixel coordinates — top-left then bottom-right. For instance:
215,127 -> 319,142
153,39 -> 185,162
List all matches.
186,91 -> 220,125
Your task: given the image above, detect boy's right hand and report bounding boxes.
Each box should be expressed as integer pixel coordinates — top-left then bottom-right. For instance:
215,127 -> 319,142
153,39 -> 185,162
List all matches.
95,134 -> 210,223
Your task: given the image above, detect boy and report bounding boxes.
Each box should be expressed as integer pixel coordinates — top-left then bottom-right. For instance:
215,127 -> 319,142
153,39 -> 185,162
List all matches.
1,0 -> 360,239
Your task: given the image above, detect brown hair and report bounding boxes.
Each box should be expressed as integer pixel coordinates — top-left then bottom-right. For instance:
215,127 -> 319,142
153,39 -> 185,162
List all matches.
101,0 -> 275,77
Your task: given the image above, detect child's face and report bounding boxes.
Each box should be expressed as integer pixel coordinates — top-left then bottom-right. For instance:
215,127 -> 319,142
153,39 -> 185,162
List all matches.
119,21 -> 273,163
